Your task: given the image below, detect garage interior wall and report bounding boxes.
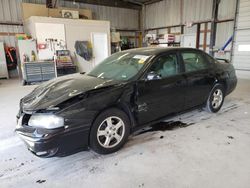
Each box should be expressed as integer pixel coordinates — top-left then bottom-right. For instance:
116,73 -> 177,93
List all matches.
144,0 -> 236,57
215,0 -> 237,59
0,0 -> 139,47
0,0 -> 23,47
0,0 -> 240,60
24,0 -> 140,30
232,0 -> 250,71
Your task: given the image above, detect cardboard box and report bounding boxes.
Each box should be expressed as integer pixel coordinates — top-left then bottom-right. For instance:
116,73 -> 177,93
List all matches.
22,3 -> 48,20
21,3 -> 92,20
49,7 -> 92,19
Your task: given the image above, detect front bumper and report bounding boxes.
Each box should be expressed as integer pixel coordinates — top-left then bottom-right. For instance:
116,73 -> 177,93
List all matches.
16,114 -> 90,157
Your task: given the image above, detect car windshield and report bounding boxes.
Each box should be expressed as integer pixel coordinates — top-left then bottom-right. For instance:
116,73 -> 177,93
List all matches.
88,52 -> 151,81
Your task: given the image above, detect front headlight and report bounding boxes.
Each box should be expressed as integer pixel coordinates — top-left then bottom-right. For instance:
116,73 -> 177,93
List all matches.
28,114 -> 64,129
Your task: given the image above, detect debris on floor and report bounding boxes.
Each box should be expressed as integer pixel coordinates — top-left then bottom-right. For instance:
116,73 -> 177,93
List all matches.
134,121 -> 195,136
36,180 -> 46,184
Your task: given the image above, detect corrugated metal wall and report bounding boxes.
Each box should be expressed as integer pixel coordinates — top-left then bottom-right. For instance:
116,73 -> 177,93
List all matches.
232,0 -> 250,70
144,0 -> 236,28
0,25 -> 23,47
81,4 -> 139,30
0,0 -> 22,22
218,0 -> 237,19
144,0 -> 181,29
23,0 -> 139,30
0,0 -> 139,47
0,0 -> 23,47
144,0 -> 213,29
215,21 -> 234,49
182,0 -> 213,23
215,0 -> 236,52
144,0 -> 236,59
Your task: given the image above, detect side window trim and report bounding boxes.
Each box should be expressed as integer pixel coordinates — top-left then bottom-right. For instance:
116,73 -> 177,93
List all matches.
146,52 -> 181,79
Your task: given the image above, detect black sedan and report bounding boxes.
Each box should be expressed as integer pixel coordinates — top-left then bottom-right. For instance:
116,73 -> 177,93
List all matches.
16,47 -> 237,157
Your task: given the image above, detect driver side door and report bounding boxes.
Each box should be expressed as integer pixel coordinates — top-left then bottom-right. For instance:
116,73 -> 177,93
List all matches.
136,52 -> 187,125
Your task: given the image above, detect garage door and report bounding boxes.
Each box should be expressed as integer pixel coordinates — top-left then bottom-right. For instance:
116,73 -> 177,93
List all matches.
232,0 -> 250,70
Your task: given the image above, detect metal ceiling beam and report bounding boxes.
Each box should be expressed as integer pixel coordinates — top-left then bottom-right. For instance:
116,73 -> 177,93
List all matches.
0,21 -> 23,26
69,0 -> 142,9
123,0 -> 163,6
144,0 -> 163,5
123,0 -> 143,6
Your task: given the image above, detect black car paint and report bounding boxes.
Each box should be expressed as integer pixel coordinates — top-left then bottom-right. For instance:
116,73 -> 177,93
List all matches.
16,48 -> 237,157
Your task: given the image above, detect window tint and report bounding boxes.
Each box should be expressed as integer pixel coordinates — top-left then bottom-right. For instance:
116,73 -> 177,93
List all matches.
181,51 -> 208,72
149,54 -> 179,78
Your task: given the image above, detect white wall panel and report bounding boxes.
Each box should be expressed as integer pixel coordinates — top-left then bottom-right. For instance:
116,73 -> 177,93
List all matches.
218,0 -> 237,20
182,0 -> 213,23
232,0 -> 250,70
144,0 -> 181,29
0,0 -> 22,22
215,21 -> 234,50
237,0 -> 250,29
0,0 -> 23,47
9,0 -> 23,22
144,0 -> 215,29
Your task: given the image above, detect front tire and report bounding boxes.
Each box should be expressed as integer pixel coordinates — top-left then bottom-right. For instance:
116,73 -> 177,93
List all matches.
205,84 -> 225,113
89,108 -> 130,154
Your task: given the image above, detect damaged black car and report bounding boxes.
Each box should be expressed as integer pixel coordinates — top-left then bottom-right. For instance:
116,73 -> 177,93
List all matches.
16,47 -> 237,157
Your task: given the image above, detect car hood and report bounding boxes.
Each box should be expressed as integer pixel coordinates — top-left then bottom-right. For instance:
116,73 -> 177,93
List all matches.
21,73 -> 120,111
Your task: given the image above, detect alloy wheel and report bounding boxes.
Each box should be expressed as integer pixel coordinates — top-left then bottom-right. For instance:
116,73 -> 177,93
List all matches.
212,89 -> 223,109
97,116 -> 125,149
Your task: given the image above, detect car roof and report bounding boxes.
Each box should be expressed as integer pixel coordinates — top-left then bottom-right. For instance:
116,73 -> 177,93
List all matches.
122,47 -> 202,56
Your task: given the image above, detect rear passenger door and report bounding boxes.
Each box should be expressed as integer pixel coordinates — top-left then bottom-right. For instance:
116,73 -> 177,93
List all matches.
180,50 -> 214,109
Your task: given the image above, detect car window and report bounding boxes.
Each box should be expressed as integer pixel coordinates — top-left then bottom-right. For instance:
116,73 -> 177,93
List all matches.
88,52 -> 150,81
181,51 -> 208,72
148,54 -> 179,78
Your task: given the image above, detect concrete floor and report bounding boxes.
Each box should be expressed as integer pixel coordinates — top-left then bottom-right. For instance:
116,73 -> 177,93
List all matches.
0,78 -> 250,188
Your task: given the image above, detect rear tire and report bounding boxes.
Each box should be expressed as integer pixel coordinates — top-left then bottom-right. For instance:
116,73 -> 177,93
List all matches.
205,84 -> 225,113
89,108 -> 130,154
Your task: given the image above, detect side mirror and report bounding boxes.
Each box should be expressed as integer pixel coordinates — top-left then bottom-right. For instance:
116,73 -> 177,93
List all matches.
146,71 -> 161,81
